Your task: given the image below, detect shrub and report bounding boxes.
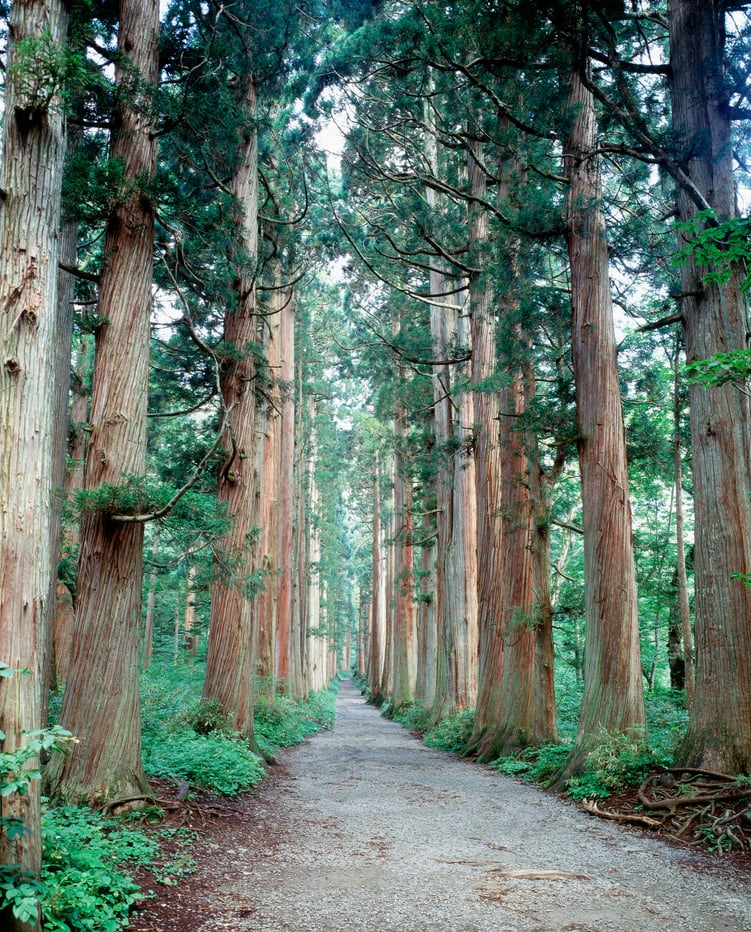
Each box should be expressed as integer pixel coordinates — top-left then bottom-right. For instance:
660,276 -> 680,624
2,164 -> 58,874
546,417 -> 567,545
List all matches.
142,730 -> 265,796
254,686 -> 337,759
565,728 -> 663,801
490,743 -> 571,784
423,709 -> 476,754
392,701 -> 429,733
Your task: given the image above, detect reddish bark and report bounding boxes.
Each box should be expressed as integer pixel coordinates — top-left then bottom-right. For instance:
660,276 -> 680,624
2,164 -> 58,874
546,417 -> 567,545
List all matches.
46,0 -> 158,805
669,0 -> 751,773
275,288 -> 296,686
466,146 -> 505,756
559,69 -> 645,777
203,75 -> 261,745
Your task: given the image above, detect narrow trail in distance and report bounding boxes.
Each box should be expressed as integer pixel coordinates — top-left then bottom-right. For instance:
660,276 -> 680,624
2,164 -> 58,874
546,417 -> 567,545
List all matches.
133,680 -> 751,931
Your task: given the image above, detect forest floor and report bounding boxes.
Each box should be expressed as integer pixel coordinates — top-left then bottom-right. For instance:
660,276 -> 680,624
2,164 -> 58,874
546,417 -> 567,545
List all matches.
129,680 -> 751,932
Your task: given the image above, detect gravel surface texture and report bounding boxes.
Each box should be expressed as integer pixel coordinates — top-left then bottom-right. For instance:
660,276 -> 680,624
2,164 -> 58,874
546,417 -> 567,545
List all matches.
132,679 -> 751,931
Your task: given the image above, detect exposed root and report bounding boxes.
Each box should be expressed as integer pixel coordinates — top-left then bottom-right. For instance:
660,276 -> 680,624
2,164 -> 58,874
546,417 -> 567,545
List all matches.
583,769 -> 751,854
582,798 -> 663,829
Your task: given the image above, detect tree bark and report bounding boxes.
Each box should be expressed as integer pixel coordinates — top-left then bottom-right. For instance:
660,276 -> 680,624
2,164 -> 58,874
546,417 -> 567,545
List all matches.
415,508 -> 438,708
275,286 -> 296,687
466,143 -> 505,756
288,354 -> 307,696
45,0 -> 157,806
672,332 -> 693,703
0,0 -> 67,919
669,0 -> 751,772
254,280 -> 284,693
424,113 -> 477,722
202,75 -> 261,745
390,413 -> 417,713
525,367 -> 560,747
558,67 -> 645,778
367,459 -> 385,699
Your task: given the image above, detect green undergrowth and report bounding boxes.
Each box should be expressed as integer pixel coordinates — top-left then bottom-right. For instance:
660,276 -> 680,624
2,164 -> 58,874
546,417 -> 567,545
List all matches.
489,686 -> 687,800
390,700 -> 477,755
253,682 -> 338,760
10,805 -> 196,931
384,681 -> 689,802
140,660 -> 339,795
14,662 -> 340,928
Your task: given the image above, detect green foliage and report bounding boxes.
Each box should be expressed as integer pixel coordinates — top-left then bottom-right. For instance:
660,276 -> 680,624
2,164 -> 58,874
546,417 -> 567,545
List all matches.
142,730 -> 265,796
491,743 -> 572,783
141,661 -> 338,795
685,349 -> 751,388
423,710 -> 476,755
74,474 -> 169,518
0,665 -> 75,925
554,678 -> 583,744
140,662 -> 264,795
253,688 -> 337,759
391,701 -> 429,733
0,726 -> 72,800
63,151 -> 128,227
674,210 -> 751,289
565,729 -> 664,801
39,806 -> 156,931
0,876 -> 45,927
489,689 -> 688,798
0,801 -> 188,932
184,698 -> 232,736
9,30 -> 91,114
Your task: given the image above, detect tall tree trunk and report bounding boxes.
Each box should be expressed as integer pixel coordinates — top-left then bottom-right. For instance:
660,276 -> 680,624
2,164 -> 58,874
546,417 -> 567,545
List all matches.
306,445 -> 324,692
62,340 -> 91,556
46,0 -> 158,805
475,370 -> 537,758
0,0 -> 67,919
367,460 -> 385,699
391,415 -> 417,713
424,115 -> 477,722
526,363 -> 561,747
142,528 -> 160,670
669,0 -> 751,772
254,281 -> 285,693
558,68 -> 645,778
288,354 -> 307,696
53,262 -> 87,689
275,287 -> 296,687
415,508 -> 438,707
379,503 -> 395,703
43,225 -> 76,719
469,130 -> 557,758
357,582 -> 368,676
672,332 -> 693,704
466,144 -> 505,756
184,564 -> 198,655
202,75 -> 261,745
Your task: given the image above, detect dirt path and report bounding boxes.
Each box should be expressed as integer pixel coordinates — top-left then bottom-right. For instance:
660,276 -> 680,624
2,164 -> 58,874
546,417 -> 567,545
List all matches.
132,680 -> 751,931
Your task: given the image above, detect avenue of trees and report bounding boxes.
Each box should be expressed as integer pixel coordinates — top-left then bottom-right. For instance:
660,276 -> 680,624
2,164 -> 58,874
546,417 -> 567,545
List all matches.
1,0 -> 751,927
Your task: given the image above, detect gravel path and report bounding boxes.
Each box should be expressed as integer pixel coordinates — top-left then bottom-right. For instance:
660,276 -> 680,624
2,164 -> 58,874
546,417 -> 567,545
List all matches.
182,680 -> 751,931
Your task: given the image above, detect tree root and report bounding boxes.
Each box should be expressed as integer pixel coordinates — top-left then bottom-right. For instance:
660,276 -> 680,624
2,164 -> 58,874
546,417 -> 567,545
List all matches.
582,798 -> 663,829
582,770 -> 751,854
